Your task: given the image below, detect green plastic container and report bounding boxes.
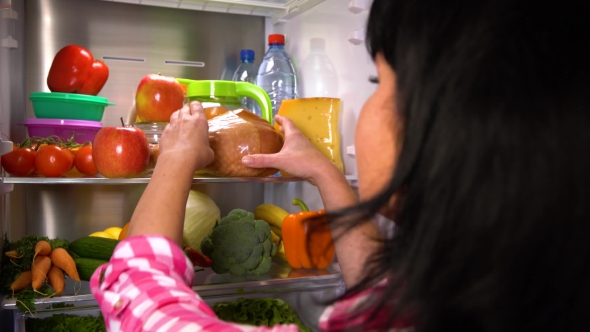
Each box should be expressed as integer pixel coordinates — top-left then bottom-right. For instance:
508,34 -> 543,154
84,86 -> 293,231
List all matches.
29,92 -> 115,121
176,79 -> 273,124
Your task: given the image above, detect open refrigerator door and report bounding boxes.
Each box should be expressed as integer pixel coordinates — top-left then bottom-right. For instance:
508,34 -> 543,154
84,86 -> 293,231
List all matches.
0,0 -> 377,330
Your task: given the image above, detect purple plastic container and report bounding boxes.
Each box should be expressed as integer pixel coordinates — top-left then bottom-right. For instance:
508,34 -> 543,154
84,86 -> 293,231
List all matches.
22,118 -> 103,144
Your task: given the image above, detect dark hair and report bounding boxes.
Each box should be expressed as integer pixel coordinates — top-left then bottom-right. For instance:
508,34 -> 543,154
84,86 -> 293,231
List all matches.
333,0 -> 590,331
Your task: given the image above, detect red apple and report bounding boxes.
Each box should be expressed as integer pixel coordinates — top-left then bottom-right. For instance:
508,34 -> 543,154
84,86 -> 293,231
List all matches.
136,74 -> 185,122
92,126 -> 150,178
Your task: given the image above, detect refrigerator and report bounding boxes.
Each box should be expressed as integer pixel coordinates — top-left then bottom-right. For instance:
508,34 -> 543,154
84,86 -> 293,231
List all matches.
0,0 -> 378,330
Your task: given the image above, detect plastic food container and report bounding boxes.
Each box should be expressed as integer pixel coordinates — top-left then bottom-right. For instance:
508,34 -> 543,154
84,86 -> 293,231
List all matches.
133,122 -> 166,176
22,118 -> 103,144
29,92 -> 115,121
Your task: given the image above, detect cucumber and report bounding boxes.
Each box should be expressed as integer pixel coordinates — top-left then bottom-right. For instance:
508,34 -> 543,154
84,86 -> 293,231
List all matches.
69,236 -> 120,261
74,257 -> 108,281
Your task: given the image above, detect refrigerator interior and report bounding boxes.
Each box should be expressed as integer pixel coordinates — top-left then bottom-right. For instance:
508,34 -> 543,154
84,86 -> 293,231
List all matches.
0,0 -> 377,330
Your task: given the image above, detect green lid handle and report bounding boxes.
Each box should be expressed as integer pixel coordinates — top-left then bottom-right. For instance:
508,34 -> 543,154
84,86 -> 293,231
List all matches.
175,78 -> 193,86
235,82 -> 273,124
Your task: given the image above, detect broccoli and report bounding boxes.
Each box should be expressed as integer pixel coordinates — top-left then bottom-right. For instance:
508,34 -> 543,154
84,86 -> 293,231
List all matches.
201,209 -> 277,276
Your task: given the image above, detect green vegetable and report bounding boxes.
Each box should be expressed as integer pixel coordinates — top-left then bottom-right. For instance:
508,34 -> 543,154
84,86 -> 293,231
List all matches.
0,234 -> 68,296
25,313 -> 106,332
182,190 -> 220,252
74,257 -> 108,281
213,297 -> 311,332
201,209 -> 277,276
69,236 -> 119,261
50,303 -> 75,309
15,285 -> 54,313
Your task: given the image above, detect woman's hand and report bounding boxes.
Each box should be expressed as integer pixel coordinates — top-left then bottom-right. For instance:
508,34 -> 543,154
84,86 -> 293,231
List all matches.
127,101 -> 213,245
241,115 -> 339,185
159,101 -> 214,172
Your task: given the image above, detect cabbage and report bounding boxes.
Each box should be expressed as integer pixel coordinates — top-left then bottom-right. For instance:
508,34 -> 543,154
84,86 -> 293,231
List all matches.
183,190 -> 220,252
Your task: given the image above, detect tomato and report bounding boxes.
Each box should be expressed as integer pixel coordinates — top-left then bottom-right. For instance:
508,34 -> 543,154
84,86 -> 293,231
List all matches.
1,147 -> 37,176
35,145 -> 74,177
74,145 -> 99,175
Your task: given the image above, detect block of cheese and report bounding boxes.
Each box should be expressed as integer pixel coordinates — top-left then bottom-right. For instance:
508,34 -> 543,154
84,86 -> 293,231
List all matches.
275,98 -> 344,172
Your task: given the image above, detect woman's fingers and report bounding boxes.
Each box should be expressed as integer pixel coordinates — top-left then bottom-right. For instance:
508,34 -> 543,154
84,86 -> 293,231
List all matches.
189,101 -> 204,117
169,109 -> 180,124
274,115 -> 298,135
242,153 -> 281,169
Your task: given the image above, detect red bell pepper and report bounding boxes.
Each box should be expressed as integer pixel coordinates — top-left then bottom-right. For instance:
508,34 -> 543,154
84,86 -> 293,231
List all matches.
47,44 -> 109,96
184,247 -> 213,268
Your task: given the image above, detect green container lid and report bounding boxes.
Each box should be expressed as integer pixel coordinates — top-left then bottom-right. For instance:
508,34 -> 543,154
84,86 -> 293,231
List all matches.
30,92 -> 114,105
176,79 -> 273,123
29,92 -> 115,122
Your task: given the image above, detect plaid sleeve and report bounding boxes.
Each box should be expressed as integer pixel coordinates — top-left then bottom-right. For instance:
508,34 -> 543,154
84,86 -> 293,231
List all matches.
318,279 -> 415,332
90,235 -> 298,332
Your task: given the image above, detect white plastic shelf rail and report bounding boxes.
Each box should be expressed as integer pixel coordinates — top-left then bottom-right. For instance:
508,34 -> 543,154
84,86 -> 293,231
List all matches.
99,0 -> 325,24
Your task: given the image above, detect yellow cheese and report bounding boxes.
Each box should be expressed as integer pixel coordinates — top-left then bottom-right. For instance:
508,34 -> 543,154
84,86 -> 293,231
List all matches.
276,98 -> 344,172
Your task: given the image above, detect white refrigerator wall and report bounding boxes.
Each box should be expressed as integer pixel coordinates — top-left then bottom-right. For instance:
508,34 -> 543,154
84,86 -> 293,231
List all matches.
268,0 -> 377,178
263,0 -> 376,212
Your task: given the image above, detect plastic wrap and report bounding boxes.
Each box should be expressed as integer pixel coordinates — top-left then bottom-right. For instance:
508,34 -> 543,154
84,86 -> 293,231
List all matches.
203,107 -> 284,177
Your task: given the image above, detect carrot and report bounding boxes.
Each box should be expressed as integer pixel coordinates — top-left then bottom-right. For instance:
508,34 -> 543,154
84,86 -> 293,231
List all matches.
34,240 -> 52,260
5,250 -> 23,259
49,248 -> 80,282
47,266 -> 65,295
32,255 -> 51,290
10,270 -> 32,293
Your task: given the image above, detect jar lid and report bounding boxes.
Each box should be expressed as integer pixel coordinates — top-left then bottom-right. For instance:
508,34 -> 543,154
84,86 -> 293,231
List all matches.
177,80 -> 240,100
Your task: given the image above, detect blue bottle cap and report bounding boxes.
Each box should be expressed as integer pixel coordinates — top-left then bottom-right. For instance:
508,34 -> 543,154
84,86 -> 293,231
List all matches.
240,49 -> 255,62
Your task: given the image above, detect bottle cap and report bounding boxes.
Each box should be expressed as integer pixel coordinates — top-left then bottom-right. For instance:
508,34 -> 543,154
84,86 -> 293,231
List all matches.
268,34 -> 285,45
240,49 -> 255,61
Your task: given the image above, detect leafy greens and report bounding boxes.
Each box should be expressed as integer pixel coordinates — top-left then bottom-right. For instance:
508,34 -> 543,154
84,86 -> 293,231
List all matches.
213,297 -> 311,332
25,313 -> 106,332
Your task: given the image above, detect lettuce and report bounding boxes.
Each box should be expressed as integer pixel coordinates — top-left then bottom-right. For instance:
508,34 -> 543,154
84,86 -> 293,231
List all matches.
182,190 -> 220,252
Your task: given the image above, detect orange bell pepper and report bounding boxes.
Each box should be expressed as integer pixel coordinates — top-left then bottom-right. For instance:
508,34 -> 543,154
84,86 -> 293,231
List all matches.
281,198 -> 335,270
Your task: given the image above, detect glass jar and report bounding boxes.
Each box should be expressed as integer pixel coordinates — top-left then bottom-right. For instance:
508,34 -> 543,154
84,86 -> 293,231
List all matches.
133,122 -> 166,176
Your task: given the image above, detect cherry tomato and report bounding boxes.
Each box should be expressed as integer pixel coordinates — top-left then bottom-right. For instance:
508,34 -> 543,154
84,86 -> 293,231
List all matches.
1,147 -> 37,176
74,145 -> 99,175
35,145 -> 73,177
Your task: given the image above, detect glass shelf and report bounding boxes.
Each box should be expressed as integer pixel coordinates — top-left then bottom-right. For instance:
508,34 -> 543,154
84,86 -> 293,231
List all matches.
1,263 -> 343,311
99,0 -> 326,24
1,175 -> 304,185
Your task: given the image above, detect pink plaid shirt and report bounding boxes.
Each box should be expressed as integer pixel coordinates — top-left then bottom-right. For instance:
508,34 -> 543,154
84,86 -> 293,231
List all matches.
90,235 -> 414,331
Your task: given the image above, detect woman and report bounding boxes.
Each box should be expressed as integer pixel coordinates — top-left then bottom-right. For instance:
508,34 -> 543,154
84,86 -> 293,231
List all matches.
91,0 -> 590,331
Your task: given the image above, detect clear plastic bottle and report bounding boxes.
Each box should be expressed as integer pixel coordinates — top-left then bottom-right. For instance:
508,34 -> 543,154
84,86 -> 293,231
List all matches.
256,34 -> 298,117
232,49 -> 259,116
301,38 -> 339,98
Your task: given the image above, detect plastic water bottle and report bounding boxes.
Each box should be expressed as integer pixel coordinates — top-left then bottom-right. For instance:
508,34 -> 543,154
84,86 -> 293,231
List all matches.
232,49 -> 259,116
301,38 -> 339,98
256,34 -> 298,117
